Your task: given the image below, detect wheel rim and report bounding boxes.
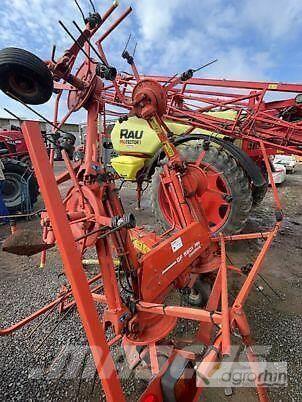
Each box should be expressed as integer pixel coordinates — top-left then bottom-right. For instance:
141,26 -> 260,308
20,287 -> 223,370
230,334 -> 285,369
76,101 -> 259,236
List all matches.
158,162 -> 232,234
8,71 -> 39,99
2,173 -> 22,208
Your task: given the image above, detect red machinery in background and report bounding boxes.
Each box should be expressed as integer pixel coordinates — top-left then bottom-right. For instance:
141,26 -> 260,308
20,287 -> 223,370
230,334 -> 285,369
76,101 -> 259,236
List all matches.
0,128 -> 29,162
0,2 -> 299,401
0,128 -> 39,213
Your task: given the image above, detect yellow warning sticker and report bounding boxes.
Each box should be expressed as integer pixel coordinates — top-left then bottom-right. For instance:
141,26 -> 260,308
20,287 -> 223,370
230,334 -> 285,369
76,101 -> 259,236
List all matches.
132,239 -> 151,254
164,142 -> 175,157
268,83 -> 278,90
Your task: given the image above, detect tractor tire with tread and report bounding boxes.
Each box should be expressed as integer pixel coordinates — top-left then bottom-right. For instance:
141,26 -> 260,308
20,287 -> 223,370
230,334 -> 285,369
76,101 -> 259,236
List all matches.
252,163 -> 268,206
2,158 -> 39,212
0,47 -> 53,104
151,141 -> 253,235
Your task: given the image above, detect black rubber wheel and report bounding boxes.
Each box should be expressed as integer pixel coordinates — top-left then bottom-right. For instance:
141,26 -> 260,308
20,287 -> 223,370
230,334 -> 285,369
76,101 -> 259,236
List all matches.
252,183 -> 268,206
61,133 -> 76,144
19,155 -> 32,167
61,143 -> 75,159
151,141 -> 253,235
60,133 -> 76,159
252,162 -> 268,206
0,47 -> 53,104
2,158 -> 39,212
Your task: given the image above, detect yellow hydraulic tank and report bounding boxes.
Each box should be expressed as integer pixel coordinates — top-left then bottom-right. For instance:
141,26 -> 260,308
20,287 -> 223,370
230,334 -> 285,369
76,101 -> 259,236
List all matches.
111,155 -> 146,180
111,117 -> 162,155
110,111 -> 237,156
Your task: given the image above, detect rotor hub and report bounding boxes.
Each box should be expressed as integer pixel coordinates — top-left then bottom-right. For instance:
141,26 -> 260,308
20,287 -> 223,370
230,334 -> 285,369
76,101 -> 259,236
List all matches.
132,79 -> 167,119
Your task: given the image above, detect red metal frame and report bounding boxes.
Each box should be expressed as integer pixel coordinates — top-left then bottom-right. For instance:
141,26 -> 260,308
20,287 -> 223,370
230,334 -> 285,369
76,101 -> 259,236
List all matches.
103,75 -> 302,158
21,120 -> 125,402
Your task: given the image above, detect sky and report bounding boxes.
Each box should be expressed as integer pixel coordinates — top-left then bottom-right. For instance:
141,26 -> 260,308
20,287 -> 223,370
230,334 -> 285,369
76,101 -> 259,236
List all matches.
1,0 -> 302,123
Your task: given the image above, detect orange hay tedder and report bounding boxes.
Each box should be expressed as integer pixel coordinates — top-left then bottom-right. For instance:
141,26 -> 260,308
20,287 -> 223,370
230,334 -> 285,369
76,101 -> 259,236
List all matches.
1,2 -> 302,401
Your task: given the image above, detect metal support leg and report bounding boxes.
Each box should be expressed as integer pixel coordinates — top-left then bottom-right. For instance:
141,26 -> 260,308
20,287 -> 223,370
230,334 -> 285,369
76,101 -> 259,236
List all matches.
246,346 -> 269,402
21,121 -> 125,402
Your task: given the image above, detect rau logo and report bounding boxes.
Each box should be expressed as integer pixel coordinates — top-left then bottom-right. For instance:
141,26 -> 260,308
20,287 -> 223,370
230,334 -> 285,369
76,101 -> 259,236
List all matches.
120,129 -> 143,139
120,129 -> 143,146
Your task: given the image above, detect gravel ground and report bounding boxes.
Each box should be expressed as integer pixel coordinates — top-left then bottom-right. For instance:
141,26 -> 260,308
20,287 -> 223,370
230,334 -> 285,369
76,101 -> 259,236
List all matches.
0,163 -> 301,401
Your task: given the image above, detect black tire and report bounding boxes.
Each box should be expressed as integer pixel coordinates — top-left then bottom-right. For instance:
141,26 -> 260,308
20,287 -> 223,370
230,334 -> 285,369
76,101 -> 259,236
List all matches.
60,133 -> 76,160
252,162 -> 268,206
0,47 -> 53,104
252,183 -> 268,206
61,133 -> 76,144
19,155 -> 32,167
2,158 -> 39,212
151,141 -> 253,235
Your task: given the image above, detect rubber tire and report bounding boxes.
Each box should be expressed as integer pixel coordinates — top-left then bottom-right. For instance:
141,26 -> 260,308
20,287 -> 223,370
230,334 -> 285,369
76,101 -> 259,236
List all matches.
252,183 -> 268,206
2,158 -> 39,212
61,133 -> 76,144
151,141 -> 253,235
0,47 -> 53,104
252,162 -> 268,206
19,155 -> 32,167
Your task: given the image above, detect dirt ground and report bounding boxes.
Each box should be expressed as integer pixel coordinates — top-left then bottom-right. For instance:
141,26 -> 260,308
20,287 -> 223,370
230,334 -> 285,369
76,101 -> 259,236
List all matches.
0,162 -> 301,401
